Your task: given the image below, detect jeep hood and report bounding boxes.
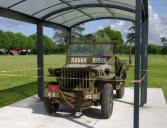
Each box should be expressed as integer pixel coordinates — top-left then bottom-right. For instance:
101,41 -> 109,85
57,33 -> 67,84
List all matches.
65,64 -> 113,71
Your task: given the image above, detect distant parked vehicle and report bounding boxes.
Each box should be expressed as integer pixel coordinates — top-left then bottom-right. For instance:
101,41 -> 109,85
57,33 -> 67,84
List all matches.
6,49 -> 33,55
27,49 -> 32,55
19,48 -> 27,55
10,49 -> 18,55
0,49 -> 8,55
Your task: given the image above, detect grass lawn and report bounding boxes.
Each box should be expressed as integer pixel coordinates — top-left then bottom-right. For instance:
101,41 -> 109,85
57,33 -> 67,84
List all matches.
0,54 -> 166,107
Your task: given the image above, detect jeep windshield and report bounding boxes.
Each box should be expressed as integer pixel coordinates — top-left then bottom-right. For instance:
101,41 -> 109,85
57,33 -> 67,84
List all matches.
68,43 -> 114,57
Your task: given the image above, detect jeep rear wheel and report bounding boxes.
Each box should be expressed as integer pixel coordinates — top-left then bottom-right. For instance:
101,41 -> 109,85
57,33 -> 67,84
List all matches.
101,84 -> 113,119
116,83 -> 125,98
44,98 -> 59,114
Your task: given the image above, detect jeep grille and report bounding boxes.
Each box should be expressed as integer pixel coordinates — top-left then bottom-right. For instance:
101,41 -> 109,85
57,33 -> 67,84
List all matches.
59,69 -> 90,91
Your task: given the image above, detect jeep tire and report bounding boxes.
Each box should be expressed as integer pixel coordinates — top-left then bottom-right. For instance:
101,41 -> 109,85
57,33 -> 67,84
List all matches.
101,84 -> 113,119
116,83 -> 125,98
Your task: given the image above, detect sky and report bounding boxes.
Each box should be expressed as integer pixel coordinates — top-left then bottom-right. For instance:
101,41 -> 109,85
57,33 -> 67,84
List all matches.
0,0 -> 167,45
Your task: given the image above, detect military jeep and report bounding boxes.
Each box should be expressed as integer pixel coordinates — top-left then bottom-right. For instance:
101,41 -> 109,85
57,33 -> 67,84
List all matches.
44,42 -> 127,119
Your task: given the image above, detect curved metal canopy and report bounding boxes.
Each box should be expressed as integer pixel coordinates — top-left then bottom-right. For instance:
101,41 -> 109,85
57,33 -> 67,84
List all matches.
0,0 -> 147,29
0,1 -> 149,128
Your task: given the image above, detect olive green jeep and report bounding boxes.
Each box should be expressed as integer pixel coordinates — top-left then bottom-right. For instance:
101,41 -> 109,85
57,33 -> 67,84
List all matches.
44,42 -> 128,119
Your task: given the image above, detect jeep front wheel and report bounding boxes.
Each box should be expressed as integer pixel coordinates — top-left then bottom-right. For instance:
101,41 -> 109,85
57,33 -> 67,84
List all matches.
101,84 -> 113,119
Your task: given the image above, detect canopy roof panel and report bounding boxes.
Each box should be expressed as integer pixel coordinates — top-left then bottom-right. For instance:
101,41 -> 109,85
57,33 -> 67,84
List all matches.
0,0 -> 148,29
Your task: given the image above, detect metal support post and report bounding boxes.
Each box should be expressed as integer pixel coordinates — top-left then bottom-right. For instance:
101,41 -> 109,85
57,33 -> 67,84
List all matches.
140,17 -> 148,106
134,0 -> 142,128
37,22 -> 44,100
140,21 -> 146,106
144,18 -> 149,104
69,28 -> 72,43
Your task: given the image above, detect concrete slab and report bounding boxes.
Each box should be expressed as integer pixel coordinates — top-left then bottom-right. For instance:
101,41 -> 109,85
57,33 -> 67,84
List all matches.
0,88 -> 167,128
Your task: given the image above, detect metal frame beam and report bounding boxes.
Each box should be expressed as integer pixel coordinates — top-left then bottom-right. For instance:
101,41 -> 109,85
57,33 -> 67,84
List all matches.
71,17 -> 135,28
8,0 -> 26,9
0,7 -> 70,31
97,0 -> 116,17
43,20 -> 70,31
37,22 -> 44,100
48,10 -> 74,21
31,0 -> 135,18
61,12 -> 114,25
59,0 -> 94,20
42,3 -> 135,19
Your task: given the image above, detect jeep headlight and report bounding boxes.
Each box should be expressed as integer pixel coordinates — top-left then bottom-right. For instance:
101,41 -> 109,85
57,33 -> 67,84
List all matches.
48,68 -> 53,75
55,70 -> 61,77
105,68 -> 110,75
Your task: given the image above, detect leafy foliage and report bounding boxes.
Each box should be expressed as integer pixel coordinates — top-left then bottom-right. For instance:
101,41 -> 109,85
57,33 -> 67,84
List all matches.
53,29 -> 67,44
0,26 -> 167,54
0,29 -> 65,54
126,23 -> 135,45
72,26 -> 85,39
83,26 -> 124,44
53,25 -> 85,44
29,34 -> 63,54
0,30 -> 10,50
98,27 -> 124,44
160,37 -> 167,46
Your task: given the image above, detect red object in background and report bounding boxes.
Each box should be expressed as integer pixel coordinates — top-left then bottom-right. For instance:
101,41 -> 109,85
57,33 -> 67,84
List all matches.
48,85 -> 59,93
11,49 -> 17,52
19,48 -> 23,52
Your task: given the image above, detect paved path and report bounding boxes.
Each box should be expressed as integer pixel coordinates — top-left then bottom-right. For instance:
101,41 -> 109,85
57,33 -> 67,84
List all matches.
0,88 -> 167,128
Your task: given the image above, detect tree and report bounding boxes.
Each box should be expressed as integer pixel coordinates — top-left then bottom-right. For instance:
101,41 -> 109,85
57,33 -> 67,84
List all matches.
53,29 -> 67,44
148,44 -> 161,54
84,26 -> 124,45
126,33 -> 135,45
6,31 -> 18,49
93,30 -> 111,43
0,29 -> 64,54
126,23 -> 136,64
72,25 -> 85,40
98,27 -> 124,45
161,46 -> 167,54
160,37 -> 167,46
15,32 -> 28,49
83,32 -> 110,43
29,34 -> 59,54
57,44 -> 66,53
29,34 -> 37,52
126,32 -> 135,64
0,30 -> 11,50
53,25 -> 85,44
126,23 -> 135,45
43,35 -> 55,54
128,23 -> 136,33
27,36 -> 35,51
